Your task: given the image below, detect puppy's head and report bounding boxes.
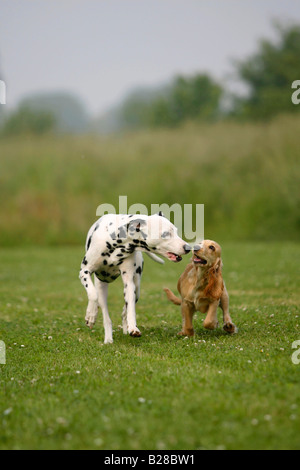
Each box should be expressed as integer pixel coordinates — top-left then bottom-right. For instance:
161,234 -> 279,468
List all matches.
192,240 -> 222,270
193,240 -> 223,300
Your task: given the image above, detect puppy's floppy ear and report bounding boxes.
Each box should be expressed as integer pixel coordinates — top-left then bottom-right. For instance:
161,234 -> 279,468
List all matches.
213,257 -> 223,274
204,257 -> 223,300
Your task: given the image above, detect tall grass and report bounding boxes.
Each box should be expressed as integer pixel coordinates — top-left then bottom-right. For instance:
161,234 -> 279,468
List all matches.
0,114 -> 299,245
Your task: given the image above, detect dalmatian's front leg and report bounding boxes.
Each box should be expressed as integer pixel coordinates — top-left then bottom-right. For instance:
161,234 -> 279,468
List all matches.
94,277 -> 113,344
79,264 -> 98,329
121,256 -> 143,337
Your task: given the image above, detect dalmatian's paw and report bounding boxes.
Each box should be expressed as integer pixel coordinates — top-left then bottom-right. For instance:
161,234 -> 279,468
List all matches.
104,337 -> 113,344
129,328 -> 142,337
85,314 -> 97,329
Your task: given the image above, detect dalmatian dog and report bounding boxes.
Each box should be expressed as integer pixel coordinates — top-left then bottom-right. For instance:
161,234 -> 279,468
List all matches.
79,212 -> 191,343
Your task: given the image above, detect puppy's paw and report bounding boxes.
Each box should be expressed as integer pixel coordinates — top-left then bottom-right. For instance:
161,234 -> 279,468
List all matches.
203,320 -> 219,330
223,322 -> 238,334
178,329 -> 194,337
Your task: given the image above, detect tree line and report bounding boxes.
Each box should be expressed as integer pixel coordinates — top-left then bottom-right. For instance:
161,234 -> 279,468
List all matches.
1,22 -> 300,135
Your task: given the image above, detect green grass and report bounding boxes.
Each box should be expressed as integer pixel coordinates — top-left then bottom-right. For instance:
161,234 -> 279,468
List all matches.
0,242 -> 299,450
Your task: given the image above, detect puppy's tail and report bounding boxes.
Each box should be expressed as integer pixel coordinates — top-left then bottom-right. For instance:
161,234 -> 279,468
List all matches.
163,287 -> 182,306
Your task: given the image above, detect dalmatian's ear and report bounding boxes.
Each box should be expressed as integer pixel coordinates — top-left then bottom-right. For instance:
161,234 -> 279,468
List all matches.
157,211 -> 164,217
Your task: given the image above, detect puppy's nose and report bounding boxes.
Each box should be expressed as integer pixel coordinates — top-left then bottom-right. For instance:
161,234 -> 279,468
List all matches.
193,244 -> 201,252
184,244 -> 192,253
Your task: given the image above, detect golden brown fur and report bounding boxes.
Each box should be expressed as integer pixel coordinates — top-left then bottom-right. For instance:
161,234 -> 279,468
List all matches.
164,240 -> 237,336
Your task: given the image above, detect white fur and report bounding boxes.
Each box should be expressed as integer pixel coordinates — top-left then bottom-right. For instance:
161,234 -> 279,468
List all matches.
79,213 -> 191,343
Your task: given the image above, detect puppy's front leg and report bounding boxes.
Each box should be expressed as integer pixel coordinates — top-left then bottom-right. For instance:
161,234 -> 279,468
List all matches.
203,301 -> 219,330
220,286 -> 237,334
179,300 -> 195,336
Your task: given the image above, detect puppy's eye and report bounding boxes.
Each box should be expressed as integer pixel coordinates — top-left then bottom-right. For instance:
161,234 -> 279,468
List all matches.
209,245 -> 215,251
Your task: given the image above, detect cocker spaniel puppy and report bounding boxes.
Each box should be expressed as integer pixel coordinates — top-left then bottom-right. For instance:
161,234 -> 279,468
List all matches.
164,240 -> 237,336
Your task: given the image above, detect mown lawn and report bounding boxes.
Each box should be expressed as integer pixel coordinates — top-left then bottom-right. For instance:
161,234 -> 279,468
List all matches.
0,242 -> 299,450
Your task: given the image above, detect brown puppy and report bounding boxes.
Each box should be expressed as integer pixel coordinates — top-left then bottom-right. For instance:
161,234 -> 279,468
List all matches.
164,240 -> 237,336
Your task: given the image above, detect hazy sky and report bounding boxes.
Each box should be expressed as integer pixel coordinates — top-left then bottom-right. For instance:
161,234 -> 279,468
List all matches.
1,0 -> 300,116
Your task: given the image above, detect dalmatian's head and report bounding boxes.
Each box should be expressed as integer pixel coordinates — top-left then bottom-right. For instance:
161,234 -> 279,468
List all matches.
144,213 -> 191,262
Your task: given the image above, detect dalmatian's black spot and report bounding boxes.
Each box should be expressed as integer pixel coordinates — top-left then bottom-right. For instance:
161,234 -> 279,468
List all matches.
85,284 -> 88,288
118,226 -> 127,239
161,231 -> 171,239
109,263 -> 114,267
84,270 -> 89,274
133,239 -> 139,244
132,218 -> 147,227
122,271 -> 126,274
117,239 -> 123,244
109,249 -> 114,254
82,257 -> 88,265
117,260 -> 123,266
117,254 -> 124,258
87,235 -> 92,250
136,266 -> 142,275
84,278 -> 87,281
103,260 -> 107,265
106,241 -> 112,250
109,222 -> 113,226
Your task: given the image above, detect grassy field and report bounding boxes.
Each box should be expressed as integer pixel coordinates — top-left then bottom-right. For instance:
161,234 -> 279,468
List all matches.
0,242 -> 299,450
0,113 -> 299,245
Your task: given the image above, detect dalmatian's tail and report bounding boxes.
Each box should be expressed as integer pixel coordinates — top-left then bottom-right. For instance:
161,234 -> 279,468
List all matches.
145,252 -> 165,264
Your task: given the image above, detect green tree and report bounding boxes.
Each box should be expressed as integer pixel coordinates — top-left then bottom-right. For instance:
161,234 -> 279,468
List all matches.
168,74 -> 223,125
1,105 -> 55,136
234,23 -> 300,119
120,73 -> 223,129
